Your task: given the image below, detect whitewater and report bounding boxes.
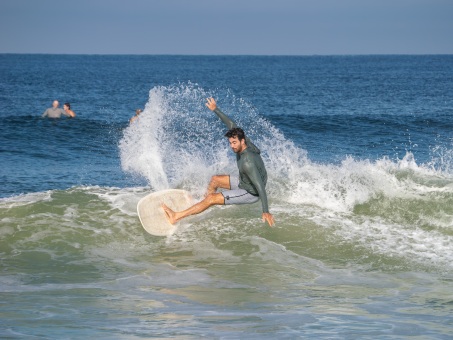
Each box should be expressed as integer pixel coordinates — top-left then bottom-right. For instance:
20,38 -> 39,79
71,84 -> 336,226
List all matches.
1,54 -> 452,338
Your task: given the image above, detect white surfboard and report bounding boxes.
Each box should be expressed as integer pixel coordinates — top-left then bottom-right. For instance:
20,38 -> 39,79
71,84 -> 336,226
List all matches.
137,189 -> 194,236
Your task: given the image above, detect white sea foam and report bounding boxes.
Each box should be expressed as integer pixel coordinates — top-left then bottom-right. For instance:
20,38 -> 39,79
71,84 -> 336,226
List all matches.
0,190 -> 53,207
116,84 -> 453,271
119,84 -> 453,211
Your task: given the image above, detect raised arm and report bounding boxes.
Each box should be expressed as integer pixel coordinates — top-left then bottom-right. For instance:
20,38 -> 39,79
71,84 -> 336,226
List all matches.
205,97 -> 261,153
206,97 -> 237,129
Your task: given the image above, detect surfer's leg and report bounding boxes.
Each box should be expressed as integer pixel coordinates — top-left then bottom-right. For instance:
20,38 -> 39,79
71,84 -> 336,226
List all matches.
206,175 -> 231,195
162,192 -> 224,224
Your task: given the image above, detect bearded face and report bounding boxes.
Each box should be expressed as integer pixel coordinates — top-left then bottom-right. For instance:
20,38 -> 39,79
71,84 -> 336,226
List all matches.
228,136 -> 246,153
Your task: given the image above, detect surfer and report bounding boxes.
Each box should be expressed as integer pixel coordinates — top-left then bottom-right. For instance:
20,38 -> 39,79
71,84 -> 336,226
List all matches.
162,97 -> 275,227
42,100 -> 72,118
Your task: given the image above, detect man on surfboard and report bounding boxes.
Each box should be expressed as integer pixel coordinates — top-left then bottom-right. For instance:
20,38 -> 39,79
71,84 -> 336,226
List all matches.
162,97 -> 275,227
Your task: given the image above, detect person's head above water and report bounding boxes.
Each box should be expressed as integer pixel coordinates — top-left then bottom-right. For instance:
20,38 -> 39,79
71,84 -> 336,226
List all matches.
52,100 -> 59,108
64,103 -> 71,110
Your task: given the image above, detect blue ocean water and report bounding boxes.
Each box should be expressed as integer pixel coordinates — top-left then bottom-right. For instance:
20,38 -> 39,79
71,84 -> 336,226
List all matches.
1,54 -> 453,338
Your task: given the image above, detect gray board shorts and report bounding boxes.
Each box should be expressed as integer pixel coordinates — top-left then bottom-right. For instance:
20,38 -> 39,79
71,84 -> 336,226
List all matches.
221,176 -> 260,205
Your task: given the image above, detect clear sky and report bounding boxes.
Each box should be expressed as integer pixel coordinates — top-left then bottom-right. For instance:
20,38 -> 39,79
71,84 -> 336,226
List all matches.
1,0 -> 452,55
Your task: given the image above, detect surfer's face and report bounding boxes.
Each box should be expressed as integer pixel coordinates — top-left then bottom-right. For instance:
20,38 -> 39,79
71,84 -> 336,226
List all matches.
228,136 -> 246,153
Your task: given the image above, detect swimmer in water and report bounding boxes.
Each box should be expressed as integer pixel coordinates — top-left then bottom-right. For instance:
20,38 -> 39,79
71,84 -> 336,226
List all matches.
63,102 -> 76,118
42,100 -> 71,118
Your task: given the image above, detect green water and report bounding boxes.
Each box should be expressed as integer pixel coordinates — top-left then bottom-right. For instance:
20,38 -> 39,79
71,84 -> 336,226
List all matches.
1,186 -> 452,338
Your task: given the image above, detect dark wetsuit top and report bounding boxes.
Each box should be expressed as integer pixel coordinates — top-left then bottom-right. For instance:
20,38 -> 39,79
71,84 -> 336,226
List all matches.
213,107 -> 269,213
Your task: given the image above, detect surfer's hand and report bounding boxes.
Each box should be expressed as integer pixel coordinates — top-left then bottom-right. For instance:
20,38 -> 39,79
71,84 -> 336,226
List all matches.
206,97 -> 217,111
262,212 -> 275,227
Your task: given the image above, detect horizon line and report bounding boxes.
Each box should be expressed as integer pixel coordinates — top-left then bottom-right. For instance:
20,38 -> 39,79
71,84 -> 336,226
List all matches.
1,52 -> 452,57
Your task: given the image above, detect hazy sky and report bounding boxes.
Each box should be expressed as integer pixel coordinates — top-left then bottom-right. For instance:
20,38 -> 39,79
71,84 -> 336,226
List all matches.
1,0 -> 452,55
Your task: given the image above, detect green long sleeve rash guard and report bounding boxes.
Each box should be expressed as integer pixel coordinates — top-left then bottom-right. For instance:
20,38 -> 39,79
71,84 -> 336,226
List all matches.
213,107 -> 270,213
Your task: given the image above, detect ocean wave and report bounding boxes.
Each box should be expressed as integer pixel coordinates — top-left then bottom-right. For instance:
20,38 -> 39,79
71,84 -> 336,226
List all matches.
1,170 -> 451,276
2,84 -> 452,279
115,83 -> 453,271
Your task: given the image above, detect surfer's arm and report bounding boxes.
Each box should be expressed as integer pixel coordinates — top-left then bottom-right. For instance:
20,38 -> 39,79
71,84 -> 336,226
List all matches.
206,98 -> 261,153
213,108 -> 237,130
42,109 -> 49,118
244,161 -> 274,226
206,97 -> 237,129
242,160 -> 269,213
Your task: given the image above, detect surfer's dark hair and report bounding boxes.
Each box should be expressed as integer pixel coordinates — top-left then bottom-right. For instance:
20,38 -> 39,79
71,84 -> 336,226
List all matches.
64,102 -> 71,109
225,127 -> 246,142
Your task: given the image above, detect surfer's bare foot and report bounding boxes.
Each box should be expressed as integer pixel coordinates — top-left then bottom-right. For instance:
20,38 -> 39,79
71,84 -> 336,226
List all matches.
161,203 -> 177,224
